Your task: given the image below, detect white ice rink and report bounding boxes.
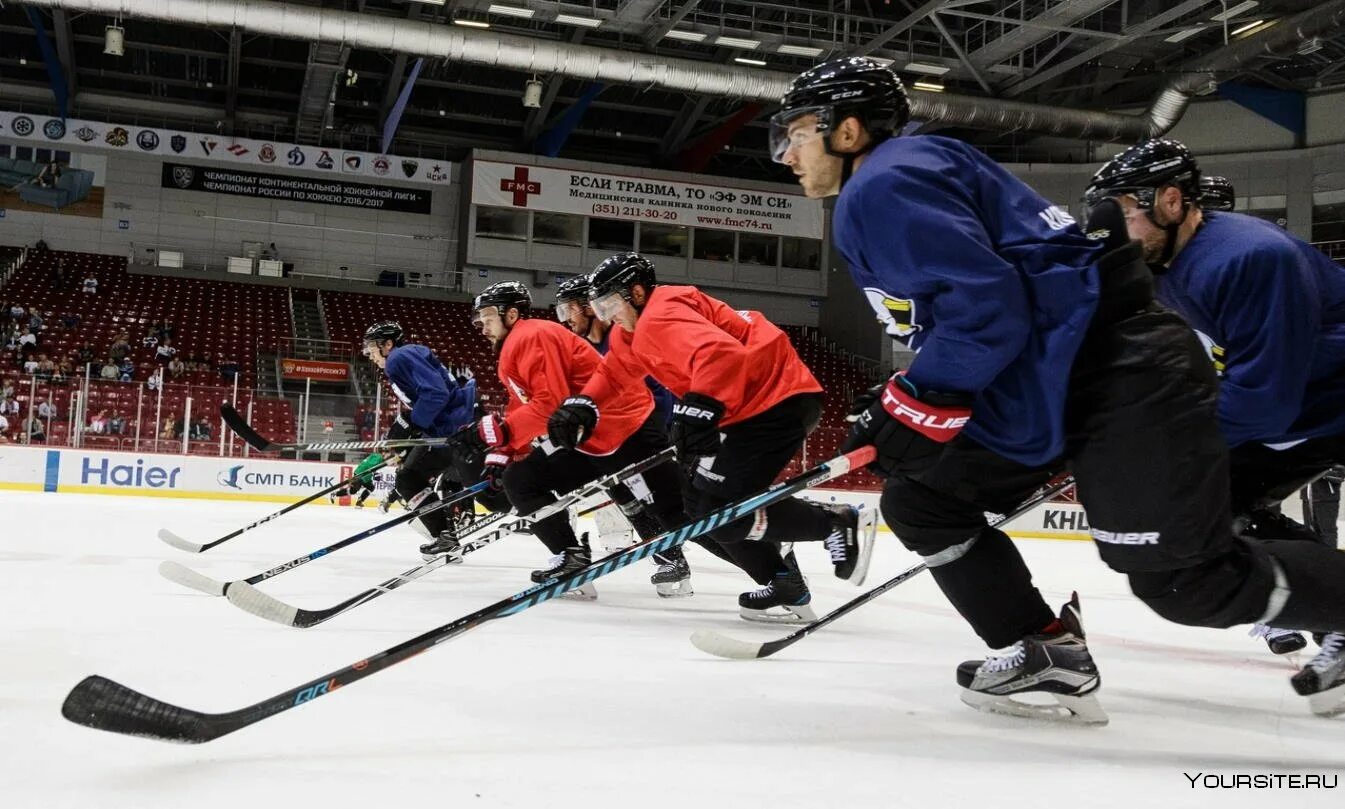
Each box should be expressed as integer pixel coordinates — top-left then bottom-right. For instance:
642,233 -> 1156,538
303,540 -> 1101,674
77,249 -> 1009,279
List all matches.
3,490 -> 1343,809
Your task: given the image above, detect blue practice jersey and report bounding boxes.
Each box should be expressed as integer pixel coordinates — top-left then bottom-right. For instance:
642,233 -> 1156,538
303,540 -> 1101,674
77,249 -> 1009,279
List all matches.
384,344 -> 476,437
594,328 -> 675,426
833,135 -> 1104,465
1158,211 -> 1345,448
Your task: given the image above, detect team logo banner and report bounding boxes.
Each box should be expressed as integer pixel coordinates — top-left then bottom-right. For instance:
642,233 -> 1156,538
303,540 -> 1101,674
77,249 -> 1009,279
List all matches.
0,110 -> 451,186
470,160 -> 824,240
280,358 -> 350,382
161,163 -> 432,215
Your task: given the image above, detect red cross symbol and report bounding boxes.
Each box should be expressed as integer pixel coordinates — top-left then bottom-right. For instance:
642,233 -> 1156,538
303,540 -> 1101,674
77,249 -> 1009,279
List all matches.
500,166 -> 542,206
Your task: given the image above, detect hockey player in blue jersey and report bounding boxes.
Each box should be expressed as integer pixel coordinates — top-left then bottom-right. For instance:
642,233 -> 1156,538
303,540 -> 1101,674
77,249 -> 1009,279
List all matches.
362,321 -> 481,560
1086,140 -> 1345,691
773,56 -> 1345,721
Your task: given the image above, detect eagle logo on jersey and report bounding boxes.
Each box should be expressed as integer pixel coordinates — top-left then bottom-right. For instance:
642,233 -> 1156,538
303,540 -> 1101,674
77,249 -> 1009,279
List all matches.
1193,329 -> 1226,376
507,377 -> 530,404
864,288 -> 922,343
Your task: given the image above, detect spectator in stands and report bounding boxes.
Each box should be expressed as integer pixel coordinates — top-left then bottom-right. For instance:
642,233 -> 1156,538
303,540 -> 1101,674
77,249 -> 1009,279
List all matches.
199,351 -> 215,371
159,319 -> 175,341
35,354 -> 54,382
161,413 -> 181,441
141,327 -> 159,349
83,275 -> 98,295
18,327 -> 37,360
27,308 -> 43,333
6,397 -> 20,418
155,338 -> 177,366
76,343 -> 95,367
22,356 -> 38,375
26,416 -> 45,443
1,379 -> 14,401
218,357 -> 239,382
108,411 -> 126,435
108,332 -> 131,362
52,360 -> 70,386
8,302 -> 24,322
37,398 -> 56,421
118,357 -> 134,382
146,367 -> 163,392
190,417 -> 211,441
88,410 -> 109,435
0,412 -> 9,438
168,355 -> 185,379
60,310 -> 79,331
100,358 -> 119,380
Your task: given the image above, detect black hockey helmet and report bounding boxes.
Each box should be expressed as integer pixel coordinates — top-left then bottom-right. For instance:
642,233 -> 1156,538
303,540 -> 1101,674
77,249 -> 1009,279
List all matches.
588,253 -> 657,322
472,281 -> 532,323
770,56 -> 910,164
1083,139 -> 1201,210
554,273 -> 592,304
1199,175 -> 1235,212
363,320 -> 404,346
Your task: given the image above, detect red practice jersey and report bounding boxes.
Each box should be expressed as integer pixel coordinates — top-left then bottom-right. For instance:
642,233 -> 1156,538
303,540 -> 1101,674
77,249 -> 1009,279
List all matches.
584,285 -> 822,426
496,318 -> 653,456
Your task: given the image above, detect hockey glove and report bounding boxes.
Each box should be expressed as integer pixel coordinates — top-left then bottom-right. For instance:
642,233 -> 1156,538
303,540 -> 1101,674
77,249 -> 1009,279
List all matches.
669,392 -> 725,461
477,413 -> 510,451
841,371 -> 971,478
384,414 -> 422,462
482,451 -> 510,493
547,396 -> 599,450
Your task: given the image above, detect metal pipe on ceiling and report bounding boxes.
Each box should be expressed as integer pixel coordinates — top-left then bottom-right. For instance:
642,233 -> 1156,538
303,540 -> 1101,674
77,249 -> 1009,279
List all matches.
13,0 -> 1345,143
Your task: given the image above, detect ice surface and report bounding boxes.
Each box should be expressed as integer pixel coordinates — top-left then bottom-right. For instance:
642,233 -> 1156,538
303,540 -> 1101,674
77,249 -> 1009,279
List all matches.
2,491 -> 1342,808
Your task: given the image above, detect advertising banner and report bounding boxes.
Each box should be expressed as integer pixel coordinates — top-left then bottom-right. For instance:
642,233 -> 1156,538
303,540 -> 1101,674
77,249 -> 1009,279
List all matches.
162,163 -> 432,214
280,358 -> 351,382
471,159 -> 824,239
0,110 -> 451,186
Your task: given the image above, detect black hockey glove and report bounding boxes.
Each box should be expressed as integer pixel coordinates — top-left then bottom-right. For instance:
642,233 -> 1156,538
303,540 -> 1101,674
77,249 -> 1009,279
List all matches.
841,372 -> 971,478
384,414 -> 422,463
547,396 -> 599,450
481,451 -> 510,493
669,392 -> 725,462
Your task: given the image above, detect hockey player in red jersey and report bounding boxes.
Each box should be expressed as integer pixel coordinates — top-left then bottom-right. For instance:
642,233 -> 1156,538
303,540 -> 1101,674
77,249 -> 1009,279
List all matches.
551,253 -> 876,623
460,280 -> 693,597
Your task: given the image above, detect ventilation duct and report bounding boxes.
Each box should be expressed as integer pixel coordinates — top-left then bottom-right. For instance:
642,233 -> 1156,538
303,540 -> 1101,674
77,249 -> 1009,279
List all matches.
16,0 -> 1345,143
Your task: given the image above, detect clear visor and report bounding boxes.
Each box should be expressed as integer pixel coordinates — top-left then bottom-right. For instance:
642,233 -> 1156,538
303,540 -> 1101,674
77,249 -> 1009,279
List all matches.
554,300 -> 584,322
361,340 -> 383,360
471,306 -> 501,329
589,291 -> 628,323
768,107 -> 828,163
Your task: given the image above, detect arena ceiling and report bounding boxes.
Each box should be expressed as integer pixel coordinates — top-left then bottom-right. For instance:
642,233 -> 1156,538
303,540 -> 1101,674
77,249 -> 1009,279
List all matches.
2,0 -> 1343,181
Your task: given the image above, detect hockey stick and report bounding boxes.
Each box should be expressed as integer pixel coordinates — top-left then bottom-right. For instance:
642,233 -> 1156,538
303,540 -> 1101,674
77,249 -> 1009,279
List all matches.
159,481 -> 490,596
221,403 -> 462,454
689,475 -> 1077,660
223,449 -> 677,626
61,446 -> 873,743
226,511 -> 519,627
158,459 -> 393,554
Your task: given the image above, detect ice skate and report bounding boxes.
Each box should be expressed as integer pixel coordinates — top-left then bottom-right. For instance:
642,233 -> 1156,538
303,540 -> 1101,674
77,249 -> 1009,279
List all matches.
650,546 -> 693,598
1249,623 -> 1307,655
1291,632 -> 1345,716
824,503 -> 876,586
530,534 -> 597,600
418,530 -> 464,563
739,554 -> 816,623
956,592 -> 1108,725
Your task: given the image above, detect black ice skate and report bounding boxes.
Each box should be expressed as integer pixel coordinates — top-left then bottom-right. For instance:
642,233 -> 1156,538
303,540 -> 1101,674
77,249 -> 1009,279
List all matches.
1291,632 -> 1345,716
650,546 -> 693,598
1250,623 -> 1308,655
531,533 -> 597,600
1234,509 -> 1323,544
418,530 -> 464,563
823,503 -> 876,586
956,592 -> 1108,725
739,554 -> 816,624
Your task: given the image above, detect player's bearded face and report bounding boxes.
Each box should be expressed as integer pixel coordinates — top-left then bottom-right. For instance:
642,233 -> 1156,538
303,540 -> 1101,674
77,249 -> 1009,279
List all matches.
555,300 -> 591,336
779,114 -> 841,199
474,307 -> 510,350
1118,195 -> 1171,265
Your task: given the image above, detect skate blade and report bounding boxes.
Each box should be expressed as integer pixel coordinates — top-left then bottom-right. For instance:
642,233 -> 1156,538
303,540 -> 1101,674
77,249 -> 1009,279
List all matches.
960,689 -> 1110,726
655,580 -> 694,598
559,583 -> 598,601
839,508 -> 879,587
1306,681 -> 1345,717
739,603 -> 818,624
421,553 -> 465,564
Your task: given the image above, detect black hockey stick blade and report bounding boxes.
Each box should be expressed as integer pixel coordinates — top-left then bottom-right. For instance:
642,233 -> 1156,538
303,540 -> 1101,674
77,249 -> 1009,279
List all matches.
61,446 -> 873,743
688,475 -> 1076,660
219,404 -> 456,454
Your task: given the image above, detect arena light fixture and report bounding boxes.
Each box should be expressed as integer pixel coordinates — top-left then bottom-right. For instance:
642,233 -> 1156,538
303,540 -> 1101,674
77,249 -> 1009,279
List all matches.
1164,26 -> 1204,43
555,14 -> 604,28
453,18 -> 491,28
912,81 -> 945,93
104,24 -> 125,56
904,61 -> 950,75
488,4 -> 535,18
664,29 -> 707,42
1231,19 -> 1269,36
1211,1 -> 1258,21
777,44 -> 824,57
714,35 -> 761,50
734,56 -> 768,66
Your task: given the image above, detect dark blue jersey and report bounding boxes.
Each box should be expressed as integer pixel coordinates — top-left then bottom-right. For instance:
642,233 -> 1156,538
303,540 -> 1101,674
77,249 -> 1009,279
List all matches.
594,328 -> 675,426
1158,211 -> 1345,448
384,344 -> 476,437
833,135 -> 1104,465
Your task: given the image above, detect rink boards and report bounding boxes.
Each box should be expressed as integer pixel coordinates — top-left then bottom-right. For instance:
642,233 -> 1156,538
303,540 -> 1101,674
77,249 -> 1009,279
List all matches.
0,445 -> 1091,541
